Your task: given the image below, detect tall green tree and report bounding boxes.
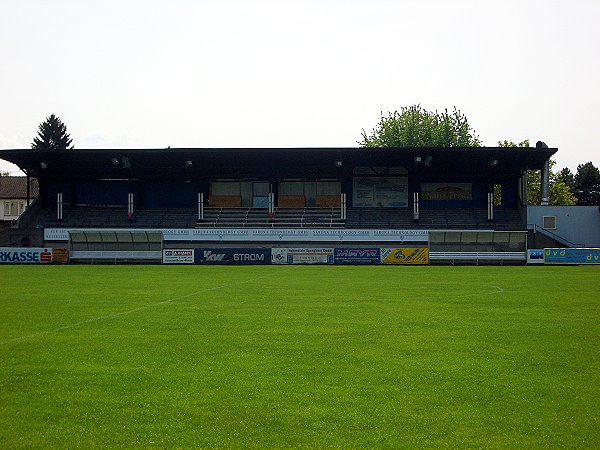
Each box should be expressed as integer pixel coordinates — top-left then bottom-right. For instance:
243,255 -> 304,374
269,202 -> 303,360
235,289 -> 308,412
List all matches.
359,105 -> 481,148
498,140 -> 577,205
31,114 -> 74,150
574,162 -> 600,205
557,167 -> 575,193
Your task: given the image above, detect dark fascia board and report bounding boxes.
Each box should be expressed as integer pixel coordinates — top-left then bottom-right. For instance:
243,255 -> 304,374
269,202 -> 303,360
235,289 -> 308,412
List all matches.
0,146 -> 558,178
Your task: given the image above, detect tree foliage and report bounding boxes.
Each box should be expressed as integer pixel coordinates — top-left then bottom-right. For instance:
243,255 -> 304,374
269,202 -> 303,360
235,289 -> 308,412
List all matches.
359,105 -> 481,148
31,114 -> 74,150
498,140 -> 577,206
574,162 -> 600,205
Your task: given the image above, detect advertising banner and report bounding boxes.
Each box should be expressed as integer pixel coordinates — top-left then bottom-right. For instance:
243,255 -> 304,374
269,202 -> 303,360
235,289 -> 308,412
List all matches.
195,248 -> 271,264
421,183 -> 472,201
544,248 -> 600,264
334,248 -> 380,264
353,177 -> 408,207
52,248 -> 70,264
527,249 -> 545,264
272,248 -> 333,264
45,228 -> 429,243
0,247 -> 53,264
381,248 -> 429,265
163,249 -> 195,264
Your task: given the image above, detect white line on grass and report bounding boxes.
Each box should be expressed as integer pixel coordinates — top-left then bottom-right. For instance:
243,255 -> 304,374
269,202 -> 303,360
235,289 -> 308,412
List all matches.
0,283 -> 230,346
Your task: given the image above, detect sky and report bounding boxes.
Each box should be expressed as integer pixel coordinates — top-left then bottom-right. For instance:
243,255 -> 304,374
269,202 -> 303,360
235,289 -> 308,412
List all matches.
1,0 -> 599,175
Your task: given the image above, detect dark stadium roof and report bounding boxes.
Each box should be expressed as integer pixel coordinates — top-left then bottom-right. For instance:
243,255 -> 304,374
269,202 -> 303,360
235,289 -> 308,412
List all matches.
0,147 -> 557,180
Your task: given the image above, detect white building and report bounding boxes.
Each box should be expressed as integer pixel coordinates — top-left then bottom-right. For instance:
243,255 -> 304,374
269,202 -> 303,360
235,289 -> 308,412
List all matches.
0,176 -> 38,222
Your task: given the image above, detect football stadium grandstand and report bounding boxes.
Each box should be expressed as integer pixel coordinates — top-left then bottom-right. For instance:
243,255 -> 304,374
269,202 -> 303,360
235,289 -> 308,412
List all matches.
0,145 -> 560,264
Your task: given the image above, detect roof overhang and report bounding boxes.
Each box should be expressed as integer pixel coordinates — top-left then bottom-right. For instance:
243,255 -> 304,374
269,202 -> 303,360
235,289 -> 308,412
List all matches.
0,147 -> 558,180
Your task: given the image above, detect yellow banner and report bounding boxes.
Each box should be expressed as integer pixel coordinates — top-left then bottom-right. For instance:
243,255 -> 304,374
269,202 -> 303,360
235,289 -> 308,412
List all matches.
381,248 -> 429,265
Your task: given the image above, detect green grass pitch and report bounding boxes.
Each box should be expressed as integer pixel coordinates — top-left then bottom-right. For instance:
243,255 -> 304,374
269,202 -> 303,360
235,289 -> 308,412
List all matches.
1,265 -> 599,448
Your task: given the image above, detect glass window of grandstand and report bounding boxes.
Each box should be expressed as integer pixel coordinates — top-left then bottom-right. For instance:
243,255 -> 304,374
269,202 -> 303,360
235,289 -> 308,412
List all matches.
278,181 -> 305,208
316,180 -> 341,207
4,202 -> 9,216
278,180 -> 341,208
210,180 -> 242,208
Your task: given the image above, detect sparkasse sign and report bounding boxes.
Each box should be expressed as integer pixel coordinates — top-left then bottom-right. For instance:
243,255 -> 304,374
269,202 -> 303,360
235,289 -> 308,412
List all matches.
0,247 -> 53,264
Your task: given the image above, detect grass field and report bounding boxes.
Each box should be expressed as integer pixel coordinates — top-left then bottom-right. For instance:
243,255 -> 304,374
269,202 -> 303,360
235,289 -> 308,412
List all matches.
1,265 -> 599,448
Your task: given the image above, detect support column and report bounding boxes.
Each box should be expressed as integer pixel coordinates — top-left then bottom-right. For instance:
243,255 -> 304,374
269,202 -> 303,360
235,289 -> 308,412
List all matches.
57,193 -> 63,221
487,192 -> 494,221
541,160 -> 550,205
413,192 -> 419,221
198,193 -> 204,221
128,192 -> 134,222
26,174 -> 31,208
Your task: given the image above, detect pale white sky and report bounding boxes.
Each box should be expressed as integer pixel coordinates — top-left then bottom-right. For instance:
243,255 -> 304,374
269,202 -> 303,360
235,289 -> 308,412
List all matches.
1,0 -> 599,175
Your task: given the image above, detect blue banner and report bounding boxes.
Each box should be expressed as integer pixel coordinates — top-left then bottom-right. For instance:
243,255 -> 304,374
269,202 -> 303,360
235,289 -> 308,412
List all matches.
544,248 -> 600,264
194,248 -> 271,264
334,248 -> 381,264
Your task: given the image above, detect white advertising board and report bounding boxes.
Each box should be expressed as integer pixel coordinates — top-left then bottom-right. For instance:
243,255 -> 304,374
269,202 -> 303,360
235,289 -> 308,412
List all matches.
272,248 -> 334,264
353,177 -> 408,207
162,249 -> 195,264
45,228 -> 429,243
0,247 -> 53,264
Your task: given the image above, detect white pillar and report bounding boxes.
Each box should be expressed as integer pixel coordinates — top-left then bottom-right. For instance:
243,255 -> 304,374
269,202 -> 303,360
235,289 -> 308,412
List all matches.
57,193 -> 63,220
198,193 -> 204,221
128,193 -> 134,218
487,192 -> 494,221
413,192 -> 419,220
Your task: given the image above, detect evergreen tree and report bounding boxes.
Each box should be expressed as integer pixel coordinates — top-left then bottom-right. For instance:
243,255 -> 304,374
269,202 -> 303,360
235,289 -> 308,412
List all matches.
31,114 -> 74,150
574,162 -> 600,205
557,167 -> 575,193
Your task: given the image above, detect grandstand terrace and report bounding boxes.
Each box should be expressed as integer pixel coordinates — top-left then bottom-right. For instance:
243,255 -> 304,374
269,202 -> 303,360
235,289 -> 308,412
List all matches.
1,146 -> 556,262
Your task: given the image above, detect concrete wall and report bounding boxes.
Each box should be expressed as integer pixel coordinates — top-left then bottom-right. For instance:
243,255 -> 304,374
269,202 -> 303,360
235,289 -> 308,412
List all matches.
527,206 -> 600,247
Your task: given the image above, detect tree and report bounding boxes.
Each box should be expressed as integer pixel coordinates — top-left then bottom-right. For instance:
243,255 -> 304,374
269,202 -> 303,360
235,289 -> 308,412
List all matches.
557,167 -> 575,193
31,114 -> 74,150
574,162 -> 600,205
359,105 -> 481,148
498,140 -> 577,205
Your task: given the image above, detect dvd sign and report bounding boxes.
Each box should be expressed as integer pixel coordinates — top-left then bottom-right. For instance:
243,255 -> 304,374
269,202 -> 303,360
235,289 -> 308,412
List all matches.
194,248 -> 271,264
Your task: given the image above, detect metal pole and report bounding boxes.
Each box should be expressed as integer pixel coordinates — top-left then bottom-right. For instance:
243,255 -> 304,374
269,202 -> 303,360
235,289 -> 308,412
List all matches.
57,193 -> 63,220
541,160 -> 550,205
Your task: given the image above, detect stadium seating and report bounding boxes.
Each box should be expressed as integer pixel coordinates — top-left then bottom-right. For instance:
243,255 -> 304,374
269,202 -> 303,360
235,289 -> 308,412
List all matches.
38,204 -> 523,231
345,207 -> 523,230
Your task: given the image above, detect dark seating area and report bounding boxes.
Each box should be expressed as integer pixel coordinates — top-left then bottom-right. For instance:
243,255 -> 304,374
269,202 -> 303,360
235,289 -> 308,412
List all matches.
38,205 -> 522,231
39,206 -> 346,229
40,206 -> 197,229
198,207 -> 345,228
345,207 -> 523,230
